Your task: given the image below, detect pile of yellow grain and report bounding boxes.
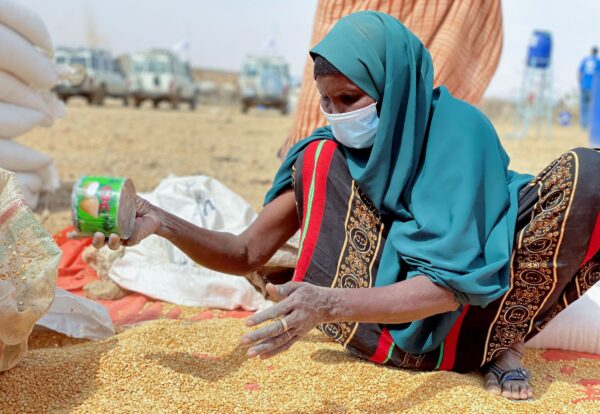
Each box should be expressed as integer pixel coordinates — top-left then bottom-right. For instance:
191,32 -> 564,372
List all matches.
1,318 -> 599,413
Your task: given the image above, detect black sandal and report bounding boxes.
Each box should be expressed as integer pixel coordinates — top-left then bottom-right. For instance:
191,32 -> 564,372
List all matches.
486,363 -> 532,399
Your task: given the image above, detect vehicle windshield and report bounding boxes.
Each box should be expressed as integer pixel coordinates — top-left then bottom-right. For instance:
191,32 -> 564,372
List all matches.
70,56 -> 90,68
262,64 -> 282,77
132,57 -> 171,74
243,63 -> 258,76
148,59 -> 171,73
132,59 -> 146,73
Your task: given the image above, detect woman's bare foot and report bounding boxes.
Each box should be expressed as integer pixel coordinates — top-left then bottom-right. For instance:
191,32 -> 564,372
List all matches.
483,340 -> 533,400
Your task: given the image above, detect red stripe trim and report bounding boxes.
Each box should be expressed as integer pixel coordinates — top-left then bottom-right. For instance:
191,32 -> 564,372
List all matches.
370,327 -> 394,364
300,142 -> 318,232
438,304 -> 470,371
0,199 -> 26,227
582,211 -> 600,266
293,141 -> 337,282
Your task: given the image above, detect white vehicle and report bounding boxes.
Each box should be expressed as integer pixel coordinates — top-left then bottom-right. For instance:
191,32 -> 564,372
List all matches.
238,55 -> 291,115
54,47 -> 129,106
129,50 -> 198,110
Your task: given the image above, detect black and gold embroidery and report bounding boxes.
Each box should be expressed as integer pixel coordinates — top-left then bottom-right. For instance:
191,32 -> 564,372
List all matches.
482,152 -> 577,363
318,181 -> 384,347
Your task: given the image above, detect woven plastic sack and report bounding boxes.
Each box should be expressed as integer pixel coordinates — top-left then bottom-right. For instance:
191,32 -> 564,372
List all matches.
0,23 -> 59,89
0,0 -> 53,54
0,168 -> 61,372
0,70 -> 65,122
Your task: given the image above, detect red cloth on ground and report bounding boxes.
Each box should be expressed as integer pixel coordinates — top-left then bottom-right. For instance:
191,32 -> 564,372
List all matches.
52,227 -> 253,326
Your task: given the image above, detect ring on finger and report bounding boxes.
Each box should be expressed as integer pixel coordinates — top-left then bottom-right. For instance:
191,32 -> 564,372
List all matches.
280,318 -> 289,332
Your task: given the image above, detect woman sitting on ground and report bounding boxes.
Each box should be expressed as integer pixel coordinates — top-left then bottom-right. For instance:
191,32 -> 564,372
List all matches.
92,12 -> 600,400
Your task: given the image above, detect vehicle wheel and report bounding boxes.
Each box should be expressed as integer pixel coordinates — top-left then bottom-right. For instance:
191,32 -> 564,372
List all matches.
92,86 -> 106,106
153,99 -> 160,109
170,94 -> 180,110
86,93 -> 94,105
280,102 -> 289,115
189,95 -> 197,111
133,97 -> 143,108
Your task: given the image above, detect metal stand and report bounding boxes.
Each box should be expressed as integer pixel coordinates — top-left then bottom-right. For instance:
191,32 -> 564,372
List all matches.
510,58 -> 554,140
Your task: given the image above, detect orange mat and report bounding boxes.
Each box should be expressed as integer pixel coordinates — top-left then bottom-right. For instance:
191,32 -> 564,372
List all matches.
52,227 -> 253,326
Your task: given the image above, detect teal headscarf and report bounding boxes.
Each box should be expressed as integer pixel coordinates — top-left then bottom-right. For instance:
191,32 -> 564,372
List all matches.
264,11 -> 532,353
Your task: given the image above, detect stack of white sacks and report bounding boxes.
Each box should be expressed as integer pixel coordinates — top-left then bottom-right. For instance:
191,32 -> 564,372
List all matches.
0,0 -> 67,208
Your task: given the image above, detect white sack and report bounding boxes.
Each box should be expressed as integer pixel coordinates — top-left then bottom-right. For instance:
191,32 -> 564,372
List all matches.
0,70 -> 65,121
14,171 -> 41,207
109,175 -> 272,310
526,282 -> 600,354
34,160 -> 59,191
0,102 -> 46,138
0,23 -> 58,89
36,288 -> 115,340
0,0 -> 53,53
0,139 -> 52,171
0,140 -> 60,208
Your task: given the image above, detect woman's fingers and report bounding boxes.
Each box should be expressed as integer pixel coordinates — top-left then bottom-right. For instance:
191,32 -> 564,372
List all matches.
241,316 -> 288,345
92,232 -> 106,248
107,233 -> 122,250
265,282 -> 302,302
259,335 -> 300,359
89,232 -> 123,250
245,301 -> 290,327
246,329 -> 297,358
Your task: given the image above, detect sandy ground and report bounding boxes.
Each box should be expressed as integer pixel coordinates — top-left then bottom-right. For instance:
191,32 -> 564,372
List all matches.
17,98 -> 589,235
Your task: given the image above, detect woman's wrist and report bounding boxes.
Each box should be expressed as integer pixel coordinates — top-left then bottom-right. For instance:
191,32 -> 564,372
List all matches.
322,287 -> 345,323
153,206 -> 172,240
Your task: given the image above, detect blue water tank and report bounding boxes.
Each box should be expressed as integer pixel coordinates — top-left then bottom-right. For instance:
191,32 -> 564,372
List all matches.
526,31 -> 552,68
589,74 -> 600,146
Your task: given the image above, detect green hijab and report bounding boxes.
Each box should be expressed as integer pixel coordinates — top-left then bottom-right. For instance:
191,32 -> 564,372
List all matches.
264,11 -> 532,353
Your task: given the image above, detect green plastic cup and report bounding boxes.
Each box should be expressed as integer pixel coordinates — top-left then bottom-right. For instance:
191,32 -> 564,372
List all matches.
71,176 -> 136,238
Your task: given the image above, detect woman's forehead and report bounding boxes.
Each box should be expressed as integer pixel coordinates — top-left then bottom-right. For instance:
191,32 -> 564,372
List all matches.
316,74 -> 366,95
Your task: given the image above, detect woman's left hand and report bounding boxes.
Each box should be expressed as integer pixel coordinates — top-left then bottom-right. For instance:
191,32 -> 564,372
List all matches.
241,282 -> 335,359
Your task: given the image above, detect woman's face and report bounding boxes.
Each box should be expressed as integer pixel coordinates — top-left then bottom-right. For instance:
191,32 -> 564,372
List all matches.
316,73 -> 375,114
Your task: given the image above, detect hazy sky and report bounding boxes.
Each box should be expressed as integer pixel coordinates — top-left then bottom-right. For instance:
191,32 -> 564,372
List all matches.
20,0 -> 600,99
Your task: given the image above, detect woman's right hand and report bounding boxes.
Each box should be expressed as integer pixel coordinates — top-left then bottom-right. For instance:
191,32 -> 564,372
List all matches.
90,195 -> 162,250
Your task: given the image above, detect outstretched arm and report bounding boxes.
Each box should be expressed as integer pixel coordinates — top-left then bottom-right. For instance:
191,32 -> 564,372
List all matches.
241,277 -> 460,359
91,190 -> 299,275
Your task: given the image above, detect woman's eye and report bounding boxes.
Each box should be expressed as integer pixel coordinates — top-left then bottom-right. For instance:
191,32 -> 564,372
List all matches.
341,95 -> 359,105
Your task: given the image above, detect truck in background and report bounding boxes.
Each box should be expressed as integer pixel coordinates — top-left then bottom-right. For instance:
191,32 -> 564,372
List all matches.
54,47 -> 129,106
238,55 -> 291,115
129,49 -> 198,110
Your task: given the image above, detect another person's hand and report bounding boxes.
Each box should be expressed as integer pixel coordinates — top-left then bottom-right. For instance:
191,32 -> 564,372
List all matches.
69,195 -> 161,250
241,282 -> 334,359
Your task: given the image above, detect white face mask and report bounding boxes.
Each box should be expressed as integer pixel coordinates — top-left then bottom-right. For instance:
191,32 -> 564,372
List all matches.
321,102 -> 379,149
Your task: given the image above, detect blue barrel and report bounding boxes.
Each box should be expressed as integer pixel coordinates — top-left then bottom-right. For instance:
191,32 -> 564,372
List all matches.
589,74 -> 600,146
526,31 -> 552,68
